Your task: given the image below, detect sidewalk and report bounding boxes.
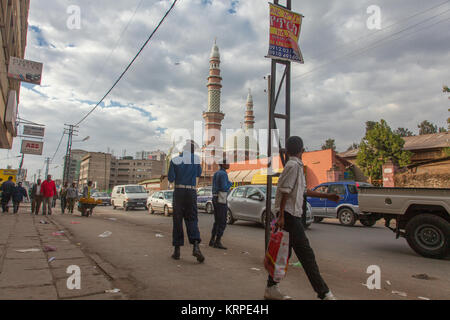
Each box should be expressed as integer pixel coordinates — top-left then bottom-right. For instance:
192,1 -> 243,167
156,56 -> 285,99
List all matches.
0,204 -> 125,300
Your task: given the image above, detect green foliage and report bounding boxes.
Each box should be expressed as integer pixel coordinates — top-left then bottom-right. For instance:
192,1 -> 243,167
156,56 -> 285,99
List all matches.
347,142 -> 359,151
357,119 -> 412,182
321,138 -> 336,151
418,120 -> 437,135
394,127 -> 413,137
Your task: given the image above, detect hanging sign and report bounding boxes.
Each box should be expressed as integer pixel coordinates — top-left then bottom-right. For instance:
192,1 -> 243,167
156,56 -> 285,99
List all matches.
8,57 -> 43,85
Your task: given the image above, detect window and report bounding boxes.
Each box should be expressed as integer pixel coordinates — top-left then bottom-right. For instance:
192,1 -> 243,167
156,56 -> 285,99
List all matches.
246,187 -> 261,199
164,192 -> 173,200
328,184 -> 346,195
197,190 -> 205,196
153,192 -> 161,198
232,187 -> 246,198
315,185 -> 329,193
348,184 -> 357,194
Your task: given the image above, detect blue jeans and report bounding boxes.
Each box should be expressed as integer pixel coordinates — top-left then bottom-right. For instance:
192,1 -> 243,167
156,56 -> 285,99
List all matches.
211,197 -> 227,238
172,188 -> 201,246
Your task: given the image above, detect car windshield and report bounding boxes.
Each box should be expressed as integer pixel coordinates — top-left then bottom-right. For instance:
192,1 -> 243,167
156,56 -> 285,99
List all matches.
125,186 -> 146,193
94,192 -> 109,197
258,186 -> 277,198
164,192 -> 173,200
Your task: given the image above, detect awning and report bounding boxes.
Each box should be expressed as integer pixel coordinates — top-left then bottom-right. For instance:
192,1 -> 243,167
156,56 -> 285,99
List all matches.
234,170 -> 252,183
227,170 -> 241,182
251,168 -> 283,185
242,169 -> 259,183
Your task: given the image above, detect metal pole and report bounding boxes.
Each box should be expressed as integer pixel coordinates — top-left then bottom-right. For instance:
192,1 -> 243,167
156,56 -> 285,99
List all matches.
44,157 -> 50,178
265,71 -> 274,250
18,153 -> 24,182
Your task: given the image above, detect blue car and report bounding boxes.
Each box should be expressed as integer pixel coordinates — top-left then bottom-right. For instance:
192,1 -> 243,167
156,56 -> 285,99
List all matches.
197,187 -> 214,214
307,181 -> 374,227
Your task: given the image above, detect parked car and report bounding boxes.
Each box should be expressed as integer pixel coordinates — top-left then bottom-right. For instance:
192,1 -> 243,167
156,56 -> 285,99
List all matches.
227,185 -> 313,229
147,190 -> 173,216
197,187 -> 213,214
111,185 -> 148,211
308,181 -> 373,226
91,192 -> 111,206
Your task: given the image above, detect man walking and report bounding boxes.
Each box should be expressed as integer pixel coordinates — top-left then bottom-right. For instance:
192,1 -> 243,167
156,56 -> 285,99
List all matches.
210,159 -> 232,250
60,183 -> 68,214
264,136 -> 340,301
66,182 -> 78,214
12,182 -> 29,213
31,179 -> 43,215
168,140 -> 204,263
1,176 -> 15,213
41,175 -> 57,216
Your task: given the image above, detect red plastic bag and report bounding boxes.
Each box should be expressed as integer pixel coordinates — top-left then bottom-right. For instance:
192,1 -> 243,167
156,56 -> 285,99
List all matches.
264,227 -> 290,282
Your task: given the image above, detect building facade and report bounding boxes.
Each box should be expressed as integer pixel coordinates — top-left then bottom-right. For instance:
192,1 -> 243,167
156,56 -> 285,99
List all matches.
0,0 -> 31,148
135,150 -> 166,161
79,152 -> 112,191
64,149 -> 88,184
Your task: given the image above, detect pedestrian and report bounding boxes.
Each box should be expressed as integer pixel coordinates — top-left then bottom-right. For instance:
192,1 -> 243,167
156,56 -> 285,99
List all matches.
66,182 -> 78,214
82,181 -> 93,198
52,192 -> 57,208
1,176 -> 15,213
41,175 -> 57,215
264,136 -> 340,301
30,179 -> 43,215
168,140 -> 204,263
209,159 -> 233,250
60,183 -> 68,214
12,182 -> 29,213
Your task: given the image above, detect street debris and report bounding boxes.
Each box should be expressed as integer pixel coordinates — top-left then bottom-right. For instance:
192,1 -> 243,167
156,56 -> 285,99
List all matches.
241,251 -> 250,255
52,231 -> 64,236
177,265 -> 181,268
15,248 -> 40,253
105,288 -> 120,293
250,268 -> 261,271
43,246 -> 57,252
70,221 -> 81,224
98,231 -> 112,238
418,296 -> 431,300
107,218 -> 117,221
412,273 -> 433,280
39,220 -> 49,224
392,290 -> 407,297
48,257 -> 56,263
386,280 -> 391,286
155,233 -> 164,238
289,261 -> 302,268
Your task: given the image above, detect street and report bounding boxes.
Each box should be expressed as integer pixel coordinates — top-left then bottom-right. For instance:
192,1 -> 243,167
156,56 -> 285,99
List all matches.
49,205 -> 450,300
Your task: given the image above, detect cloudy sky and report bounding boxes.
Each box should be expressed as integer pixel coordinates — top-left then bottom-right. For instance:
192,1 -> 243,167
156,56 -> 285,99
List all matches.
1,0 -> 449,180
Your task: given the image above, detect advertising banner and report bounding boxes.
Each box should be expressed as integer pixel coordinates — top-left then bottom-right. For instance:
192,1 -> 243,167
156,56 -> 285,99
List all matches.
8,57 -> 43,85
23,125 -> 45,137
21,140 -> 44,155
267,3 -> 304,63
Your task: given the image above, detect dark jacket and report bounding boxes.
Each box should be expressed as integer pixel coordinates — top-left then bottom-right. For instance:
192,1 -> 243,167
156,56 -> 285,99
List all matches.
13,186 -> 28,202
1,180 -> 15,195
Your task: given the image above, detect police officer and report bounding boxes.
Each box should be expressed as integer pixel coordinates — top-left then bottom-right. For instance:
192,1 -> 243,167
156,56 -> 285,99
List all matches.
168,140 -> 204,263
209,159 -> 232,249
1,176 -> 15,213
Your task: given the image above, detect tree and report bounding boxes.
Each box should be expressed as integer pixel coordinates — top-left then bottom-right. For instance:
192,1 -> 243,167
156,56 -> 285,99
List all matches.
357,119 -> 411,183
418,120 -> 437,135
347,142 -> 359,151
321,138 -> 336,151
438,127 -> 447,133
394,127 -> 414,137
365,121 -> 377,133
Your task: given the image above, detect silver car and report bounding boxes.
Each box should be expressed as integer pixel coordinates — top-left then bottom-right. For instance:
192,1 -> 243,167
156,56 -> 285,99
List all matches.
227,185 -> 313,229
147,190 -> 173,216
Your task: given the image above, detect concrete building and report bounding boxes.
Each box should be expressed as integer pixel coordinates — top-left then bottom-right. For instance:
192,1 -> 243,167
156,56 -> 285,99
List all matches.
79,152 -> 165,191
63,149 -> 88,184
79,152 -> 112,191
0,0 -> 31,148
135,150 -> 166,161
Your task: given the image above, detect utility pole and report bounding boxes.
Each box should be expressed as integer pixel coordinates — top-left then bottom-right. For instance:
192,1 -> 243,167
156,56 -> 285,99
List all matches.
44,157 -> 51,178
38,169 -> 41,180
62,124 -> 78,186
265,0 -> 293,250
18,153 -> 24,182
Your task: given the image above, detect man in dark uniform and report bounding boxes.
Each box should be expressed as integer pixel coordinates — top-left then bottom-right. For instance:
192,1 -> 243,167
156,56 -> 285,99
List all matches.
1,176 -> 15,213
168,140 -> 204,263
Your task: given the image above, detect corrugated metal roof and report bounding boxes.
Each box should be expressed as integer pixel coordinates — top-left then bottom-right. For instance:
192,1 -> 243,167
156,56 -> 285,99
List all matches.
402,132 -> 449,151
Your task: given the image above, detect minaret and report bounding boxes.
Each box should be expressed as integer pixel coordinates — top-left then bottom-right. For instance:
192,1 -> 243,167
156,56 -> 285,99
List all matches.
244,89 -> 255,130
202,40 -> 225,179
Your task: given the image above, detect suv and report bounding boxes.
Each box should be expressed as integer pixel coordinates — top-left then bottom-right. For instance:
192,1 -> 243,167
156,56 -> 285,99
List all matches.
308,181 -> 373,226
197,187 -> 213,214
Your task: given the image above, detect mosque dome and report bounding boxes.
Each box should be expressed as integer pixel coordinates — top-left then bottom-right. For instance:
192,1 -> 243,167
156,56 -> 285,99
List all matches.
224,128 -> 259,162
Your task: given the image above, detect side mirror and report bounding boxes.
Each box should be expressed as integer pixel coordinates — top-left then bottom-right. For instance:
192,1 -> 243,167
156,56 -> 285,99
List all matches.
159,197 -> 164,200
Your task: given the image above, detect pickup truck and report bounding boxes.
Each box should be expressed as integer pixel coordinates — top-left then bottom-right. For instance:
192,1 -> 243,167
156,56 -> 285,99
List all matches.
358,187 -> 450,259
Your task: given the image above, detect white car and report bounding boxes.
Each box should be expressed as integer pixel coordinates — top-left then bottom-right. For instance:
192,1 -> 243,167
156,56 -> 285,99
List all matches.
147,190 -> 173,216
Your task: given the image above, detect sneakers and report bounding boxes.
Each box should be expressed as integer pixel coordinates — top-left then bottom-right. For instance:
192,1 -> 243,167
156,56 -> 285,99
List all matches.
323,291 -> 337,300
264,285 -> 293,300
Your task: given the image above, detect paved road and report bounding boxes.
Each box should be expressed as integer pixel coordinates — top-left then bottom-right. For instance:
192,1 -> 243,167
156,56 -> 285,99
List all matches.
49,205 -> 450,300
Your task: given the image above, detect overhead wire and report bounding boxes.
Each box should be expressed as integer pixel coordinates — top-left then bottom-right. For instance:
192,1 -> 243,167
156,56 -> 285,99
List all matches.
74,0 -> 178,126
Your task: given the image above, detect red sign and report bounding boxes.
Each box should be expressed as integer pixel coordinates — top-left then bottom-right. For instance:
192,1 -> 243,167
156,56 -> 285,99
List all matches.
21,140 -> 44,155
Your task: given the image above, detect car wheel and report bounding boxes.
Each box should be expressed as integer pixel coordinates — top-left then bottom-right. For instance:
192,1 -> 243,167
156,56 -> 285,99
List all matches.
360,217 -> 377,227
314,217 -> 323,223
206,202 -> 213,214
164,205 -> 170,217
227,209 -> 236,225
148,204 -> 154,214
338,208 -> 356,226
406,214 -> 450,259
124,202 -> 129,211
261,210 -> 275,227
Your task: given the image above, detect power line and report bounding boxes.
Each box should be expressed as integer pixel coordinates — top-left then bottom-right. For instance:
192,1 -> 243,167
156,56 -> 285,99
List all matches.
311,0 -> 450,60
83,0 -> 146,98
51,130 -> 66,162
75,0 -> 178,126
293,8 -> 450,81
